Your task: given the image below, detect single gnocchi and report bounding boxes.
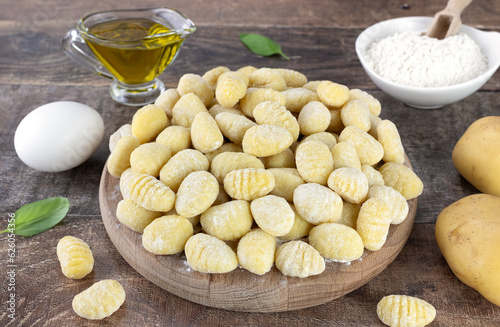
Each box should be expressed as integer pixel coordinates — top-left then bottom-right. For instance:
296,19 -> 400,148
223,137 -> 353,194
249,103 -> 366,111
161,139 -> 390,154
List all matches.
248,67 -> 286,91
331,142 -> 361,170
250,195 -> 295,236
316,81 -> 350,108
200,200 -> 253,241
237,228 -> 276,275
131,104 -> 169,144
367,185 -> 409,224
327,167 -> 369,204
127,172 -> 176,212
177,73 -> 214,107
341,99 -> 371,132
377,295 -> 436,327
293,183 -> 343,225
223,168 -> 275,201
175,171 -> 219,218
184,233 -> 239,273
309,223 -> 364,262
191,112 -> 224,153
116,198 -> 162,233
298,101 -> 331,136
379,162 -> 424,200
130,142 -> 171,177
242,124 -> 293,157
338,126 -> 384,166
72,280 -> 125,320
142,215 -> 194,255
356,197 -> 391,251
57,236 -> 94,279
215,71 -> 248,108
155,125 -> 192,155
295,140 -> 334,185
281,87 -> 319,113
275,240 -> 325,278
268,168 -> 305,202
202,66 -> 230,89
377,120 -> 405,164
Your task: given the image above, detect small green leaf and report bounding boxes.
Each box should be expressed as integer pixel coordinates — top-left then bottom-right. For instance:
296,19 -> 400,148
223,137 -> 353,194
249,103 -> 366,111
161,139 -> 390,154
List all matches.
1,197 -> 70,236
239,33 -> 290,60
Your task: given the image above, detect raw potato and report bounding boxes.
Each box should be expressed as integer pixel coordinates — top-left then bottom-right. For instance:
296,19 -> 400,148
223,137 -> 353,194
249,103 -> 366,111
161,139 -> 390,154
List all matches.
72,280 -> 125,320
435,193 -> 500,307
377,295 -> 436,327
452,116 -> 500,197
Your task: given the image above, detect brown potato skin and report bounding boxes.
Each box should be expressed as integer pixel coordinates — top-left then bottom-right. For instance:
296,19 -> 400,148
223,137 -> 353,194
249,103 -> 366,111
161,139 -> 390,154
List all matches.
435,193 -> 500,307
452,116 -> 500,197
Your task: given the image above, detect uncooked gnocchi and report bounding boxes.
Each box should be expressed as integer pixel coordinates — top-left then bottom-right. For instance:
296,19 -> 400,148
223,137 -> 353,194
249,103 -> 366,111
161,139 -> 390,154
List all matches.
377,295 -> 436,327
57,236 -> 94,279
250,195 -> 295,236
184,233 -> 238,273
237,228 -> 276,275
175,171 -> 219,218
142,215 -> 193,255
309,223 -> 364,262
223,168 -> 275,201
72,279 -> 125,320
200,200 -> 253,241
108,66 -> 424,280
243,124 -> 293,157
131,104 -> 169,144
275,240 -> 325,278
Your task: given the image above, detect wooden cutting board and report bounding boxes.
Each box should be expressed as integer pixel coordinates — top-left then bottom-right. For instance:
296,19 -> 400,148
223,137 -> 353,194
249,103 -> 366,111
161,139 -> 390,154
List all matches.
99,158 -> 417,313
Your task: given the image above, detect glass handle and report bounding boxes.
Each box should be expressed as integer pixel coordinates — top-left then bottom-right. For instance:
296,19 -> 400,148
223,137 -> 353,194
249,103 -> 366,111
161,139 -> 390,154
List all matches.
62,28 -> 113,79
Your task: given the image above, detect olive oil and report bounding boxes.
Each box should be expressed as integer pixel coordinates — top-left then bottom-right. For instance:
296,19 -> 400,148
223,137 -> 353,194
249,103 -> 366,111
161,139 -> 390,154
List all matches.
84,18 -> 184,85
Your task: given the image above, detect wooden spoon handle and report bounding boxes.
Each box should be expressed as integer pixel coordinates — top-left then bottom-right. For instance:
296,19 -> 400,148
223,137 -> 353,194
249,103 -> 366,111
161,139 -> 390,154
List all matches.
444,0 -> 473,16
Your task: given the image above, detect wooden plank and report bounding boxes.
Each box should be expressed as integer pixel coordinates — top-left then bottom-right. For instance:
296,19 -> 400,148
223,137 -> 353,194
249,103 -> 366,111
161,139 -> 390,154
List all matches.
1,0 -> 499,29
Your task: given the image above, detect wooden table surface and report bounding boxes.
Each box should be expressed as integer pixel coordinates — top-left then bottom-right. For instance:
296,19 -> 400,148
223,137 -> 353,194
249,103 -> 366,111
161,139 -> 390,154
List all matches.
1,0 -> 499,326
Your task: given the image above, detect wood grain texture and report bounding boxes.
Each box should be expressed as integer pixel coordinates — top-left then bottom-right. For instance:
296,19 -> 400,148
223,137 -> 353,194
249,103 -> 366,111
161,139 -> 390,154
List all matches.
99,160 -> 417,312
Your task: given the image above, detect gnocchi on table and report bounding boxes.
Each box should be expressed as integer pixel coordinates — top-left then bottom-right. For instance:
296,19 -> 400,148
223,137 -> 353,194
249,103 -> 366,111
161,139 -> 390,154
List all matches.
107,66 -> 423,279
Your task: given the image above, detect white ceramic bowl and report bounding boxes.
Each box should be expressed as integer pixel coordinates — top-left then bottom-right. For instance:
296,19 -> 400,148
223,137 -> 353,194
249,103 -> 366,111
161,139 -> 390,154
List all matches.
355,16 -> 500,109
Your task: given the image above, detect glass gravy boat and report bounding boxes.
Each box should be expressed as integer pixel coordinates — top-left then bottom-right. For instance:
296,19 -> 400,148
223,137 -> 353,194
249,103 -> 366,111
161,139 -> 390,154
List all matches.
63,8 -> 196,106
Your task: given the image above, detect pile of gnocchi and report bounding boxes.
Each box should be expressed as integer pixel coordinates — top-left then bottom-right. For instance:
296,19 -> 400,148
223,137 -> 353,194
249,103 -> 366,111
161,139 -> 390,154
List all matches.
107,66 -> 424,278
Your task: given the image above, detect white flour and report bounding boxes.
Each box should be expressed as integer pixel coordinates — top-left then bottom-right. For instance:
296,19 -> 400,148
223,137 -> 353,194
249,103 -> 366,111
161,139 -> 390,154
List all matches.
364,31 -> 488,87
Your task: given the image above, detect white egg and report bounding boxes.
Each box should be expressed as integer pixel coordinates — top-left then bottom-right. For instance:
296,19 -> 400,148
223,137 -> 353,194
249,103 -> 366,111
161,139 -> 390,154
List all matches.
14,101 -> 105,172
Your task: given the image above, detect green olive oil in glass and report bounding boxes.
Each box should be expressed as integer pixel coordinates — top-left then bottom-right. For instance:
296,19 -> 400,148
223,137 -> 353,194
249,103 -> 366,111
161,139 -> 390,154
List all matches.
63,8 -> 195,106
85,19 -> 183,85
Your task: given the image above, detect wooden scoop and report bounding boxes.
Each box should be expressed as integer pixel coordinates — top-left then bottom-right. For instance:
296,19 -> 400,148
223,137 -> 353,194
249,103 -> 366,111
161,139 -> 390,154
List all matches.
427,0 -> 473,39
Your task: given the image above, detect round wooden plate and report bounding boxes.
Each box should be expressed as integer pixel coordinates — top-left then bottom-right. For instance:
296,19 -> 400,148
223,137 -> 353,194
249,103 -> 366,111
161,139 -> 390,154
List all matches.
99,158 -> 417,313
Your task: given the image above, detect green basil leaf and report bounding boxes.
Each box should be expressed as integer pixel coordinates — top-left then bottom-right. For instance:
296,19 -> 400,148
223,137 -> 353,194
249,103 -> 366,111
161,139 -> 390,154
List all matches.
1,197 -> 70,236
239,33 -> 290,60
